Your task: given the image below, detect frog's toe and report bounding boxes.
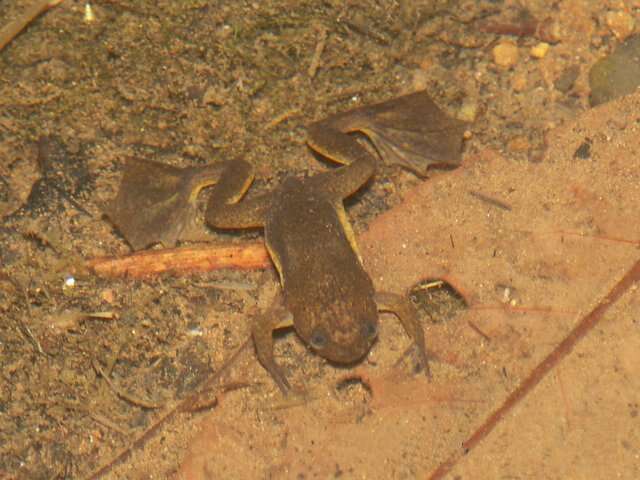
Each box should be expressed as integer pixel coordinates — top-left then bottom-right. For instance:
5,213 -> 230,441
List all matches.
414,345 -> 432,379
271,368 -> 292,395
418,355 -> 432,380
269,386 -> 312,409
359,91 -> 467,175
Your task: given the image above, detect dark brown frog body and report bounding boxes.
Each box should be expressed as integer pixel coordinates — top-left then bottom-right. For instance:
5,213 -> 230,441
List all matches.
204,90 -> 461,393
266,175 -> 379,364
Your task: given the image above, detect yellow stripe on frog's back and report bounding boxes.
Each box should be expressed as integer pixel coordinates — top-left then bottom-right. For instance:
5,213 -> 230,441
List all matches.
334,201 -> 362,264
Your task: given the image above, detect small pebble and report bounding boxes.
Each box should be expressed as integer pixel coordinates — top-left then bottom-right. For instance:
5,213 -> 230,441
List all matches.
589,35 -> 640,106
530,42 -> 550,59
411,68 -> 429,91
84,3 -> 95,23
492,41 -> 519,68
187,325 -> 204,337
60,368 -> 77,386
63,275 -> 75,289
511,73 -> 528,92
554,65 -> 580,93
100,289 -> 116,304
605,10 -> 635,41
202,86 -> 226,106
458,99 -> 478,122
507,136 -> 530,153
216,24 -> 233,40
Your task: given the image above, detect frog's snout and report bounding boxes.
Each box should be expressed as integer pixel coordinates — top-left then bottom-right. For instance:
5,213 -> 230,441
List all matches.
310,318 -> 378,364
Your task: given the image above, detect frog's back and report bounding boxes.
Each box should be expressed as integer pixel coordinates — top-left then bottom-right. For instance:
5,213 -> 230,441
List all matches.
264,177 -> 378,363
265,177 -> 368,287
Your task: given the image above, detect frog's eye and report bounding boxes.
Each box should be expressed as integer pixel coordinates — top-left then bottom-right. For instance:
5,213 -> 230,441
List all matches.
361,321 -> 377,340
310,327 -> 328,350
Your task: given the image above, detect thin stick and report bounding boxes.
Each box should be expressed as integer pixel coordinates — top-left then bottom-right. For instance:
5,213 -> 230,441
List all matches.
86,242 -> 270,279
264,108 -> 302,131
86,337 -> 252,480
0,0 -> 64,52
87,411 -> 132,436
467,320 -> 491,342
92,358 -> 163,410
307,25 -> 328,78
18,287 -> 45,354
65,400 -> 132,435
468,190 -> 512,211
476,17 -> 561,44
428,257 -> 640,479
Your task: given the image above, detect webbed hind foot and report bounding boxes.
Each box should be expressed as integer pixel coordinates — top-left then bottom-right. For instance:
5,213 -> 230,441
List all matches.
310,90 -> 467,176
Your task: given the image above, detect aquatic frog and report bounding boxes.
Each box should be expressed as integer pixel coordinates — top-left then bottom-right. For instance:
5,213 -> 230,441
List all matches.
204,93 -> 452,393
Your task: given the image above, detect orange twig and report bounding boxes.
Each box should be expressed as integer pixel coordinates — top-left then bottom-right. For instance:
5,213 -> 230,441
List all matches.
0,0 -> 63,52
86,243 -> 270,279
476,16 -> 561,44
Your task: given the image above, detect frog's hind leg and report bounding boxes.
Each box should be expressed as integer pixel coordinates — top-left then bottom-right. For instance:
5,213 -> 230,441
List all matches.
375,291 -> 431,378
205,160 -> 268,229
311,90 -> 467,177
306,121 -> 377,200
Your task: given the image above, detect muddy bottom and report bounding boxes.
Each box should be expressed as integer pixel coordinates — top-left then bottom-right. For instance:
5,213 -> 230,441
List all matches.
1,1 -> 638,479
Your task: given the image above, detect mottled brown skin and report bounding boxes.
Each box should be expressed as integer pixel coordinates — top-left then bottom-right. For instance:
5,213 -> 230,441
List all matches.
205,93 -> 440,393
267,175 -> 379,365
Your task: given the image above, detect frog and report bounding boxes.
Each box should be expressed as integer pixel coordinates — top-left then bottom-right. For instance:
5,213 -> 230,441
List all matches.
203,89 -> 468,393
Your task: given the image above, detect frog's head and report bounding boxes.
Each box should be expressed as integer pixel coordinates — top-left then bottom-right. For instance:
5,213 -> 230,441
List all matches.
296,299 -> 379,364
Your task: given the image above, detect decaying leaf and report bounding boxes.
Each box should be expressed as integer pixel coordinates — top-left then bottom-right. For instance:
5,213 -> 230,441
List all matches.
310,90 -> 468,176
105,158 -> 226,250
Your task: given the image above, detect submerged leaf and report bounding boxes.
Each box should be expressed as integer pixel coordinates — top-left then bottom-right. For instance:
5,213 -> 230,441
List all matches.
105,158 -> 225,250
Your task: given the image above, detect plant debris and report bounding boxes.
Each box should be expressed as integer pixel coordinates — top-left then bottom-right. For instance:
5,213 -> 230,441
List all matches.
0,0 -> 63,52
87,242 -> 270,278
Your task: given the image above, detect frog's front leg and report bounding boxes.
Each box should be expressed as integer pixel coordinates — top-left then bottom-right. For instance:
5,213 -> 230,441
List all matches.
375,291 -> 431,377
252,296 -> 295,394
